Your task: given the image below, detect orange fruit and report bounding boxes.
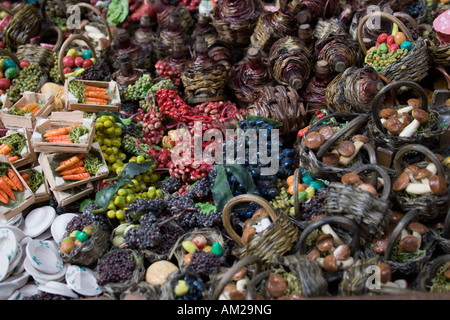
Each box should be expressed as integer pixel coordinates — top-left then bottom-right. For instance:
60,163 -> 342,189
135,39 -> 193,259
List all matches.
286,175 -> 295,187
183,253 -> 192,265
60,241 -> 75,254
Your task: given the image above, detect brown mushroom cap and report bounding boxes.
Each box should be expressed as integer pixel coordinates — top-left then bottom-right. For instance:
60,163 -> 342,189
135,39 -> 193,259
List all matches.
390,211 -> 404,224
321,152 -> 340,166
323,254 -> 338,273
318,126 -> 335,141
385,118 -> 404,134
242,226 -> 256,245
398,235 -> 420,252
305,131 -> 324,150
402,112 -> 413,127
380,108 -> 398,119
407,98 -> 421,109
333,244 -> 351,261
377,262 -> 392,284
229,290 -> 246,300
393,172 -> 410,192
267,274 -> 287,298
372,235 -> 389,253
337,140 -> 355,157
307,249 -> 320,261
412,109 -> 429,124
250,208 -> 269,223
404,164 -> 421,174
316,233 -> 334,252
357,183 -> 378,195
429,175 -> 448,195
341,172 -> 362,185
413,168 -> 432,180
231,268 -> 247,281
408,222 -> 429,235
311,214 -> 327,223
352,134 -> 370,143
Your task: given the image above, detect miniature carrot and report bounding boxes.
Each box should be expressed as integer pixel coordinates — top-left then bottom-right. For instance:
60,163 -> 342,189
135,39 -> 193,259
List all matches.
45,134 -> 70,141
8,169 -> 23,191
43,125 -> 74,138
0,144 -> 13,155
7,155 -> 19,162
59,166 -> 86,176
61,160 -> 84,172
0,189 -> 8,204
85,97 -> 108,105
55,153 -> 85,172
0,178 -> 14,200
84,91 -> 110,100
3,176 -> 17,191
20,103 -> 38,112
20,173 -> 29,181
85,85 -> 107,92
61,172 -> 90,180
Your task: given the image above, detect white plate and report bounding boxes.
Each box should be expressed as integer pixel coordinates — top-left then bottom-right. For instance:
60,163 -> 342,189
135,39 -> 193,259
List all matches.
0,251 -> 9,282
3,271 -> 29,288
24,257 -> 67,282
38,281 -> 79,299
19,283 -> 40,297
65,265 -> 101,297
6,214 -> 23,228
0,281 -> 18,300
7,243 -> 22,274
34,228 -> 53,241
7,290 -> 22,300
0,225 -> 26,243
25,239 -> 64,274
0,228 -> 17,261
22,206 -> 56,238
51,213 -> 79,244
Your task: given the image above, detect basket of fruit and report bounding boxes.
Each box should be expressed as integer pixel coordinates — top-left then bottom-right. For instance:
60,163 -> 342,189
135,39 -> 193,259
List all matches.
323,164 -> 393,238
222,194 -> 299,264
391,144 -> 448,221
292,215 -> 361,285
415,254 -> 450,292
298,112 -> 375,182
383,209 -> 436,276
160,267 -> 207,300
58,214 -> 109,266
367,80 -> 443,153
208,255 -> 263,300
57,34 -> 98,82
357,11 -> 430,84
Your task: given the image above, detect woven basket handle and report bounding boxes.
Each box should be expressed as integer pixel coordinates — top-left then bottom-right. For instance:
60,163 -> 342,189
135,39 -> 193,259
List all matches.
38,25 -> 64,52
245,270 -> 271,300
354,163 -> 392,201
421,254 -> 450,291
316,114 -> 369,159
222,194 -> 279,247
0,48 -> 21,67
393,144 -> 446,180
384,209 -> 420,260
0,3 -> 14,16
306,112 -> 349,134
293,215 -> 361,255
40,0 -> 68,21
58,34 -> 98,81
393,12 -> 419,31
371,80 -> 429,133
211,255 -> 262,300
444,207 -> 450,239
71,3 -> 113,43
293,168 -> 302,217
357,11 -> 414,55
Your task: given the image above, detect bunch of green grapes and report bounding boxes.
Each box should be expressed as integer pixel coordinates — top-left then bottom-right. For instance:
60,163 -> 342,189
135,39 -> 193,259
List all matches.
121,74 -> 153,101
6,63 -> 43,103
94,115 -> 126,172
106,156 -> 163,223
49,51 -> 61,84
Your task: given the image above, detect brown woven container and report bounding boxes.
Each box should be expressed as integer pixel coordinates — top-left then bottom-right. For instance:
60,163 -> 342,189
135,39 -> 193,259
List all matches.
415,254 -> 450,292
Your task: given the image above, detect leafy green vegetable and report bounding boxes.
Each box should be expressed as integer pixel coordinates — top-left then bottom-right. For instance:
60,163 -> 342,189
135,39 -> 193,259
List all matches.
26,169 -> 45,193
9,106 -> 29,116
84,150 -> 104,175
0,133 -> 27,157
68,80 -> 86,103
195,202 -> 217,214
68,125 -> 89,143
95,179 -> 134,209
211,164 -> 234,212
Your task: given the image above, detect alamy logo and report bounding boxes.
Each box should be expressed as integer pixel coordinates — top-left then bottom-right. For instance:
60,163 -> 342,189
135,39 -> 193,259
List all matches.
66,6 -> 82,30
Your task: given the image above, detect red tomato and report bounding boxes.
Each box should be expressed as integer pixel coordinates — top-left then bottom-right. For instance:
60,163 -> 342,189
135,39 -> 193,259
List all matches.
74,57 -> 84,67
0,78 -> 10,90
82,58 -> 93,69
388,43 -> 400,53
19,60 -> 30,69
377,33 -> 388,44
387,35 -> 395,46
62,56 -> 75,68
63,67 -> 73,74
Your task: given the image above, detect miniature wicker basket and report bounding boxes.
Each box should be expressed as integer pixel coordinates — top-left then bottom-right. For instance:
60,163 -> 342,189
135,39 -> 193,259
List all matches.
222,194 -> 299,264
367,80 -> 443,153
415,254 -> 450,292
58,220 -> 109,266
119,281 -> 162,300
357,11 -> 430,84
323,164 -> 393,238
392,144 -> 448,221
159,267 -> 206,300
383,209 -> 436,276
425,32 -> 450,67
430,208 -> 450,254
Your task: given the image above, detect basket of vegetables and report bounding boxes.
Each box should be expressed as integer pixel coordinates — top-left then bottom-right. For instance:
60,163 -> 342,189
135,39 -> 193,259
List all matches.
0,128 -> 36,169
367,80 -> 443,153
19,165 -> 49,203
391,144 -> 448,221
357,11 -> 430,84
65,79 -> 121,112
222,194 -> 299,264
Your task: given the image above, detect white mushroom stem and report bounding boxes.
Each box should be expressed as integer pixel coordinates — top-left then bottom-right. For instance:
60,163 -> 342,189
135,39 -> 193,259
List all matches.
381,281 -> 402,289
339,140 -> 365,166
236,277 -> 250,292
411,231 -> 422,249
407,172 -> 419,184
394,279 -> 408,289
321,224 -> 345,246
219,291 -> 230,300
399,119 -> 420,138
381,118 -> 387,126
397,106 -> 414,115
405,182 -> 432,195
337,257 -> 354,270
426,163 -> 437,176
421,178 -> 430,185
400,229 -> 409,240
316,257 -> 324,268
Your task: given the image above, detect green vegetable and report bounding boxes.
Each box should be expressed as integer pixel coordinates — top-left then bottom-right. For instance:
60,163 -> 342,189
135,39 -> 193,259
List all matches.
84,150 -> 103,175
0,133 -> 27,157
68,125 -> 89,143
26,169 -> 45,193
195,202 -> 217,214
9,106 -> 29,116
390,240 -> 426,263
68,79 -> 86,103
429,264 -> 450,293
107,0 -> 129,26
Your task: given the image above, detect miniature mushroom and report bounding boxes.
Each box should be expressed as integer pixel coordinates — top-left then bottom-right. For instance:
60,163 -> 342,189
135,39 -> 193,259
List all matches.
316,233 -> 335,253
321,254 -> 338,273
242,226 -> 256,245
429,175 -> 448,195
307,249 -> 320,261
322,152 -> 340,166
398,235 -> 419,253
399,109 -> 429,137
407,98 -> 420,109
318,126 -> 335,141
341,172 -> 362,185
400,112 -> 412,126
376,262 -> 392,284
231,268 -> 247,281
412,168 -> 432,180
311,215 -> 345,246
385,118 -> 404,135
393,172 -> 410,192
304,131 -> 324,150
356,183 -> 378,196
408,222 -> 428,248
405,182 -> 432,195
339,136 -> 366,166
267,274 -> 287,298
372,235 -> 389,253
337,140 -> 356,157
380,108 -> 398,119
333,244 -> 351,261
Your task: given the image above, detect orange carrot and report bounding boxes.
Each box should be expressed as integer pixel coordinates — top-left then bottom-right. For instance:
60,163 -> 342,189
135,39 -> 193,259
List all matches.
56,154 -> 84,172
61,160 -> 84,172
0,178 -> 14,200
59,166 -> 86,176
20,103 -> 38,112
61,172 -> 90,180
7,155 -> 19,162
85,97 -> 108,105
45,134 -> 70,141
43,125 -> 73,138
84,91 -> 110,100
4,176 -> 17,191
0,189 -> 8,204
0,144 -> 13,155
85,85 -> 107,92
8,169 -> 23,191
21,173 -> 29,180
25,179 -> 30,185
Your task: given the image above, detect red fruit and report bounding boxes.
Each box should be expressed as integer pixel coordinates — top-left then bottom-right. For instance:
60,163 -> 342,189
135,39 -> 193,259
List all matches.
387,35 -> 395,46
74,57 -> 84,67
2,1 -> 11,8
0,41 -> 5,49
0,78 -> 10,90
388,43 -> 400,53
82,59 -> 94,69
62,56 -> 75,68
375,42 -> 381,48
19,60 -> 30,69
377,33 -> 388,44
63,67 -> 73,74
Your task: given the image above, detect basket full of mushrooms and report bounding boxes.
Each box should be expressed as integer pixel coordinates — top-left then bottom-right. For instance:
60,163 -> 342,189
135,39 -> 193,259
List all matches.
367,80 -> 443,153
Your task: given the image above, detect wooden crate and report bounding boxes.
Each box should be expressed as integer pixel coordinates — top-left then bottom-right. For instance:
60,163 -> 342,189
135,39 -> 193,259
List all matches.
0,156 -> 35,222
38,142 -> 109,192
0,128 -> 36,169
31,112 -> 95,153
1,92 -> 55,129
18,165 -> 51,204
52,182 -> 94,206
65,79 -> 121,113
